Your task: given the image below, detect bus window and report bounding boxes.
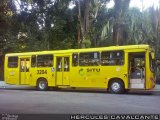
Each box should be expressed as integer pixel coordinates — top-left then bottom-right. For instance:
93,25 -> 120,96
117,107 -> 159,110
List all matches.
129,53 -> 145,79
57,57 -> 62,71
101,51 -> 124,66
8,56 -> 18,68
79,52 -> 100,66
37,55 -> 53,67
72,53 -> 78,67
31,55 -> 36,67
64,57 -> 70,71
149,52 -> 155,72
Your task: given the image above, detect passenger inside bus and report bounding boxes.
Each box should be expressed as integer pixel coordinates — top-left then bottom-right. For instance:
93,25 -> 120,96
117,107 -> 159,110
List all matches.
130,57 -> 145,79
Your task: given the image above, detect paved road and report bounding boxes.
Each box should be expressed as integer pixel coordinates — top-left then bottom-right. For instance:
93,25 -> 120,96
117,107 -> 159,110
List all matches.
0,82 -> 160,114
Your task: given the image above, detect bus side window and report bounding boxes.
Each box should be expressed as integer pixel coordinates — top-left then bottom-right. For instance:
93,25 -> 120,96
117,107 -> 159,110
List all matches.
64,57 -> 70,71
101,51 -> 124,66
31,55 -> 36,67
8,56 -> 18,68
79,52 -> 100,66
72,53 -> 78,67
57,57 -> 62,71
37,55 -> 53,67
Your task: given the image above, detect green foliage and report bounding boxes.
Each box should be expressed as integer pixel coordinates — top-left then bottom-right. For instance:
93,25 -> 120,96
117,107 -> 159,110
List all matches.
0,0 -> 160,55
0,0 -> 78,53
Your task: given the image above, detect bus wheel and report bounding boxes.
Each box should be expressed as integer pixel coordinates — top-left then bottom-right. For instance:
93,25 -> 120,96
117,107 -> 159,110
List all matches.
109,79 -> 125,94
37,79 -> 48,91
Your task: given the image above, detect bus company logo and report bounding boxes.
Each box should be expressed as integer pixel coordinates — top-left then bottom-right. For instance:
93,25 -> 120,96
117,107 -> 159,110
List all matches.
87,68 -> 100,72
79,68 -> 85,76
79,68 -> 100,76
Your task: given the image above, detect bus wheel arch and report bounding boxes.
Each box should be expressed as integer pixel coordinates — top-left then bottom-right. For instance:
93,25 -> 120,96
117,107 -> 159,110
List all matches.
108,78 -> 125,94
36,77 -> 48,91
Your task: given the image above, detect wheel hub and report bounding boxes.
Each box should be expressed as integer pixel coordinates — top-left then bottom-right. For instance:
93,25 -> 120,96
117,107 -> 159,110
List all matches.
111,82 -> 120,92
39,81 -> 46,89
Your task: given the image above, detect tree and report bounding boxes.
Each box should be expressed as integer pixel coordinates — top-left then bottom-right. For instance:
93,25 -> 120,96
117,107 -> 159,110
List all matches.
113,0 -> 130,45
91,3 -> 114,47
3,0 -> 78,52
0,0 -> 16,53
76,0 -> 111,48
149,5 -> 160,56
76,0 -> 91,48
1,0 -> 159,52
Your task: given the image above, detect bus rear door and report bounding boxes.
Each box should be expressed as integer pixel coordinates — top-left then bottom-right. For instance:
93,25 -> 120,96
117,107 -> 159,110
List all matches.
128,52 -> 145,89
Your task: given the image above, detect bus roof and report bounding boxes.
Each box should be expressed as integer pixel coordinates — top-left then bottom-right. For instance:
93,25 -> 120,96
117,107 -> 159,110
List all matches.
5,44 -> 150,57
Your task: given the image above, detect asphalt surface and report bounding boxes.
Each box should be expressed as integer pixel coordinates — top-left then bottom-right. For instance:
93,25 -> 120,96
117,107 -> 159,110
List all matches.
0,81 -> 160,114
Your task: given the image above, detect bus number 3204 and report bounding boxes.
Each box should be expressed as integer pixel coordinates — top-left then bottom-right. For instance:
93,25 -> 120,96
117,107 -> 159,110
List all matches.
37,70 -> 47,74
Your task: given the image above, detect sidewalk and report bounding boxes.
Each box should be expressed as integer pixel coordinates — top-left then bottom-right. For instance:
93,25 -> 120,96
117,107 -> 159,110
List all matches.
0,81 -> 34,89
154,84 -> 160,91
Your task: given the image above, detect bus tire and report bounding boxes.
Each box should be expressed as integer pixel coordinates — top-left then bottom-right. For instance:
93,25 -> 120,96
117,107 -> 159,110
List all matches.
36,78 -> 48,91
108,79 -> 125,94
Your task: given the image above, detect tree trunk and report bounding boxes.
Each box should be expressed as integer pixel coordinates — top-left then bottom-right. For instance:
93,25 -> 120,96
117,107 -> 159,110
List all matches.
113,23 -> 127,45
77,0 -> 90,48
113,0 -> 130,46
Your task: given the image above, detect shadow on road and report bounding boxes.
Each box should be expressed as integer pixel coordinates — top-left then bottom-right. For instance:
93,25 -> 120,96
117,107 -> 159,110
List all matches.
0,87 -> 159,96
50,88 -> 158,96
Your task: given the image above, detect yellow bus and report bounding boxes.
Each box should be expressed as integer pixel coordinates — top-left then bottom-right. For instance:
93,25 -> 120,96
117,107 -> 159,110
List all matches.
4,45 -> 156,93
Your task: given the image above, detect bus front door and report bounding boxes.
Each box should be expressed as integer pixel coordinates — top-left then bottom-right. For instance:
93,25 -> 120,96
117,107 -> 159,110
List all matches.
129,52 -> 145,89
56,56 -> 70,86
20,58 -> 30,85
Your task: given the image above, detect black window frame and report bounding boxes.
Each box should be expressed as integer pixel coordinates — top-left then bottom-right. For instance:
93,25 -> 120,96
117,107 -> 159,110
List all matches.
37,54 -> 53,67
101,50 -> 124,66
72,53 -> 78,67
149,52 -> 155,72
79,52 -> 100,66
31,55 -> 36,67
8,56 -> 18,68
64,57 -> 70,71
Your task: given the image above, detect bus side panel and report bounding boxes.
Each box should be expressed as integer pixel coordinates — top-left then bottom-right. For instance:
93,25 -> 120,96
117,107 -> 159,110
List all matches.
70,66 -> 127,89
29,67 -> 55,87
70,52 -> 128,89
70,66 -> 106,88
4,57 -> 20,85
29,67 -> 36,86
4,56 -> 8,83
29,54 -> 55,87
146,52 -> 155,89
103,66 -> 128,89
